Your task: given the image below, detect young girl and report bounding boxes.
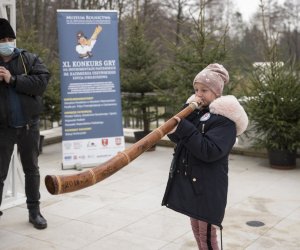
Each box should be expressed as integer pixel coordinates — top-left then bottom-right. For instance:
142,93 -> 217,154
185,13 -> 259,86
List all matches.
162,63 -> 248,249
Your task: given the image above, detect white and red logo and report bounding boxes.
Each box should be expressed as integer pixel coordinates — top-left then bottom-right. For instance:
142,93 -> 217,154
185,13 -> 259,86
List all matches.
115,137 -> 122,145
200,112 -> 211,121
102,138 -> 109,146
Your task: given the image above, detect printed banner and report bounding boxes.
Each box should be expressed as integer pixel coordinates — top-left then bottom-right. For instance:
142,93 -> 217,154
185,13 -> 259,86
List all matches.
57,10 -> 124,169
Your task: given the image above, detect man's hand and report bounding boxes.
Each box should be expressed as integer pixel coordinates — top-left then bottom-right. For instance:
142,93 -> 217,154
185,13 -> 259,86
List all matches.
0,66 -> 12,84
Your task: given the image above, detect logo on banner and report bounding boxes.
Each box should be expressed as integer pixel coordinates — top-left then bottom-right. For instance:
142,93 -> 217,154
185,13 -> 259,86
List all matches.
73,142 -> 83,149
64,155 -> 72,161
76,25 -> 102,59
87,141 -> 96,147
102,138 -> 109,147
115,137 -> 122,145
78,155 -> 86,159
64,142 -> 72,150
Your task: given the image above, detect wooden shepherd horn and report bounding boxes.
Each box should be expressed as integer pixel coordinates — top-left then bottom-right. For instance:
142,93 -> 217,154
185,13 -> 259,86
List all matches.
45,102 -> 200,195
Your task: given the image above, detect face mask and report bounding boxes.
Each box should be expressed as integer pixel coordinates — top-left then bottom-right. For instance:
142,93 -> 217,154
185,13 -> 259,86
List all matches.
0,41 -> 15,56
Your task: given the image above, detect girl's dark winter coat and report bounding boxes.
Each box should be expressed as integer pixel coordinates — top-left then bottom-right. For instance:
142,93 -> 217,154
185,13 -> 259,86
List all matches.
162,95 -> 248,228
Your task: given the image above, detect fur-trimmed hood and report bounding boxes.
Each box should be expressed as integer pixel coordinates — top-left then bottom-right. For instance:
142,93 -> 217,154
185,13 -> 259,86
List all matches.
187,95 -> 248,136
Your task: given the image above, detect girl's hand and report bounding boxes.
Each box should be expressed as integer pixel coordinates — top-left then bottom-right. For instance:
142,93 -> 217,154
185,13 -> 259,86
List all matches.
193,96 -> 204,106
173,116 -> 181,123
168,116 -> 181,134
187,94 -> 203,107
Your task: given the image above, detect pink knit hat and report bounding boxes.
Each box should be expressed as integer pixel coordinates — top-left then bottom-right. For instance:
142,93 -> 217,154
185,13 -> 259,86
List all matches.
193,63 -> 229,96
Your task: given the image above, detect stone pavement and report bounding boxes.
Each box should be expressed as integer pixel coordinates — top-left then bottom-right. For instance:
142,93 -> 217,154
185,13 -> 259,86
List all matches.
1,141 -> 300,250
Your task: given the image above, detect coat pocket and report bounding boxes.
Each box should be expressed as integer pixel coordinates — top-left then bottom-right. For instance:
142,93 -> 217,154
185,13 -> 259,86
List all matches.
190,165 -> 204,195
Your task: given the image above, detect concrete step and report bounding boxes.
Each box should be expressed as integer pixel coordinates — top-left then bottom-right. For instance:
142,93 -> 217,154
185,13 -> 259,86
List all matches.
40,127 -> 275,158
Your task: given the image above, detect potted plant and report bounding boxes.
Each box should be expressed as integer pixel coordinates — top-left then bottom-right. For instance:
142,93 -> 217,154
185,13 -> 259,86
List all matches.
243,1 -> 300,169
244,61 -> 300,169
120,20 -> 167,150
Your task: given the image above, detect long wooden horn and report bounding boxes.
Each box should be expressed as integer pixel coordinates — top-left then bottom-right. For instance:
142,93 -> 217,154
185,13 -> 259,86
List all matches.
45,102 -> 199,195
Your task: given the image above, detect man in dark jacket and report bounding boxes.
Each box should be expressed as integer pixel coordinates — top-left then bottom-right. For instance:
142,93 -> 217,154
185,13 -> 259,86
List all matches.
0,18 -> 49,229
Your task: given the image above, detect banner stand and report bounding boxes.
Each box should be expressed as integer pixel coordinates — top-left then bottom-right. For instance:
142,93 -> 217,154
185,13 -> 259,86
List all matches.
57,10 -> 125,170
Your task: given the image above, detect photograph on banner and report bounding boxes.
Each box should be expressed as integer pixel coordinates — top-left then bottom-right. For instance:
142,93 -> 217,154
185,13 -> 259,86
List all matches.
57,10 -> 124,169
